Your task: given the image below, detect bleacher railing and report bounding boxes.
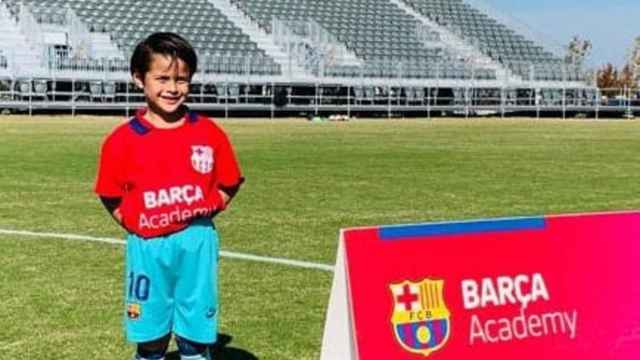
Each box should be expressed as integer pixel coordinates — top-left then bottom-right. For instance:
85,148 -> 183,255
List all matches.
199,55 -> 281,76
17,3 -> 46,66
414,19 -> 511,83
28,53 -> 593,86
0,54 -> 8,70
49,56 -> 129,74
272,18 -> 361,77
66,7 -> 93,59
416,23 -> 442,47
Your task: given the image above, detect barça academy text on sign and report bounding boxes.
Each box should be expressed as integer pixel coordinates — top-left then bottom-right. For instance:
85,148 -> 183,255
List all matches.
321,211 -> 640,359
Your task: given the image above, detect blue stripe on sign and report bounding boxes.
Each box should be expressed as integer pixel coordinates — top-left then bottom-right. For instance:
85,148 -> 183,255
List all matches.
426,321 -> 437,349
396,324 -> 406,343
441,319 -> 449,341
379,216 -> 545,241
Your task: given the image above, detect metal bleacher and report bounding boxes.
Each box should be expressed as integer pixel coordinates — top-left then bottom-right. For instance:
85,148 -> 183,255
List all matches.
0,0 -> 607,115
0,0 -> 590,83
68,0 -> 280,75
232,0 -> 500,80
3,0 -> 281,76
402,0 -> 586,82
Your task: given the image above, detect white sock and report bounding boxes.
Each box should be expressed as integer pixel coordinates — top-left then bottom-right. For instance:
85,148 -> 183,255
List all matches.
180,349 -> 211,360
134,355 -> 165,360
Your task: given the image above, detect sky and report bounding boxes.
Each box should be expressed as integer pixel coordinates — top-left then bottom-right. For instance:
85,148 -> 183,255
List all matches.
478,0 -> 639,68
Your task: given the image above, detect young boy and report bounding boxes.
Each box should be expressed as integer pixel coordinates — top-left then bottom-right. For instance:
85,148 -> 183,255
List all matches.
94,32 -> 244,360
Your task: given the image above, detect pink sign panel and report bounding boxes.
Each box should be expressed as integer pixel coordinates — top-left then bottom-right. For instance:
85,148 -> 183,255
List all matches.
344,211 -> 640,359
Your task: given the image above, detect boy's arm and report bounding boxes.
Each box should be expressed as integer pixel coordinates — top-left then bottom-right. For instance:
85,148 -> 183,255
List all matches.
210,187 -> 235,218
100,196 -> 124,225
212,125 -> 245,211
95,129 -> 129,228
218,182 -> 242,208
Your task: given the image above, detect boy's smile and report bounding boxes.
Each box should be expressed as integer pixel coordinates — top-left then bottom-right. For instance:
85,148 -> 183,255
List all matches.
135,54 -> 191,127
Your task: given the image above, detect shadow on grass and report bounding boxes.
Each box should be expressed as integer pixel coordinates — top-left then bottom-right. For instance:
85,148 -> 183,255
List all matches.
166,334 -> 258,360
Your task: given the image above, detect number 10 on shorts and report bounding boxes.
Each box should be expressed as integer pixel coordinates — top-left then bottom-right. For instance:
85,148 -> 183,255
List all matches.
128,272 -> 151,302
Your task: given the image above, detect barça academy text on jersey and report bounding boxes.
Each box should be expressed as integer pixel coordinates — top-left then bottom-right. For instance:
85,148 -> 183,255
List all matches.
138,184 -> 212,231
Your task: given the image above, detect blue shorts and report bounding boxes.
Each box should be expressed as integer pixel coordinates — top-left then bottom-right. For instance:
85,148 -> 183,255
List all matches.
124,218 -> 219,344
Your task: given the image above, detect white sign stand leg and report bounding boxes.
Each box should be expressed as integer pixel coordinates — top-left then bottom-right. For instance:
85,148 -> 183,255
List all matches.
320,234 -> 356,359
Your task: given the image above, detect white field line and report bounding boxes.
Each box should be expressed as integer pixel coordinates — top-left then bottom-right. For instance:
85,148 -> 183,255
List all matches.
0,228 -> 334,272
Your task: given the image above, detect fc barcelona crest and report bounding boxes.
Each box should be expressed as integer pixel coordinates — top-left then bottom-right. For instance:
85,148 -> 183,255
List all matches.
127,303 -> 141,320
390,279 -> 451,357
191,146 -> 214,174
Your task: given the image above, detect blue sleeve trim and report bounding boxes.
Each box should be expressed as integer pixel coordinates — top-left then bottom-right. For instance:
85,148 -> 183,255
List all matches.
129,117 -> 150,135
378,216 -> 546,241
187,111 -> 199,123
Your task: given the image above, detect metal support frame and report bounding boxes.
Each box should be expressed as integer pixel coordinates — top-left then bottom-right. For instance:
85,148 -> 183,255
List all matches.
0,75 -> 635,118
347,85 -> 351,118
595,88 -> 600,120
426,87 -> 431,120
270,81 -> 275,120
535,88 -> 541,120
562,85 -> 566,120
387,85 -> 392,119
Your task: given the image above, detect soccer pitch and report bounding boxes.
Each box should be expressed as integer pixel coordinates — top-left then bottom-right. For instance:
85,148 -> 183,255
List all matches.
1,115 -> 640,359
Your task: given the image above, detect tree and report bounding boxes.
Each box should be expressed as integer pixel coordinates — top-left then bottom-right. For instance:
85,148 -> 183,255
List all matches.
597,63 -> 617,88
597,63 -> 619,97
629,36 -> 640,87
584,36 -> 639,95
565,35 -> 592,66
619,64 -> 636,90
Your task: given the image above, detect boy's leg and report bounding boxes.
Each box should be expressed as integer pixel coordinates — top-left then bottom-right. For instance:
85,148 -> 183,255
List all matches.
176,336 -> 212,360
173,218 -> 219,345
134,334 -> 171,360
125,234 -> 175,343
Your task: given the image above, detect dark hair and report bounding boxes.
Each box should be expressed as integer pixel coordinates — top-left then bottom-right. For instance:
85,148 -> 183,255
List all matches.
130,32 -> 198,78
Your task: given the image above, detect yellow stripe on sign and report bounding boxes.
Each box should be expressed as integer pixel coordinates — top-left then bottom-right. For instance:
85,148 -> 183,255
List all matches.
429,284 -> 437,309
420,284 -> 426,310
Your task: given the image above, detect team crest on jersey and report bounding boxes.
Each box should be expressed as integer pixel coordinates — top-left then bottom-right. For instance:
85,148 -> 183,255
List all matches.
191,146 -> 214,174
127,303 -> 141,320
390,278 -> 451,357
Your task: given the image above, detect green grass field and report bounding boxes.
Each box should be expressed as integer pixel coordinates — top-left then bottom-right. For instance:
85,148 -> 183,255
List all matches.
1,115 -> 640,359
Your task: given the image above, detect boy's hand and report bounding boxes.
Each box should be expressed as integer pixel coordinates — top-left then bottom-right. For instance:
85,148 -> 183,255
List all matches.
99,196 -> 127,229
218,190 -> 230,208
112,208 -> 124,224
208,189 -> 231,219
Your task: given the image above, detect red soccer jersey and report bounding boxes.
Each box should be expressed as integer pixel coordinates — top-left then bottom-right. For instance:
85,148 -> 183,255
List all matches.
95,108 -> 244,238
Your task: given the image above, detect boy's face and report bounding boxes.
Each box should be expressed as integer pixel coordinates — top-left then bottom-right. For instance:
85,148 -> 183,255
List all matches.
134,54 -> 191,121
